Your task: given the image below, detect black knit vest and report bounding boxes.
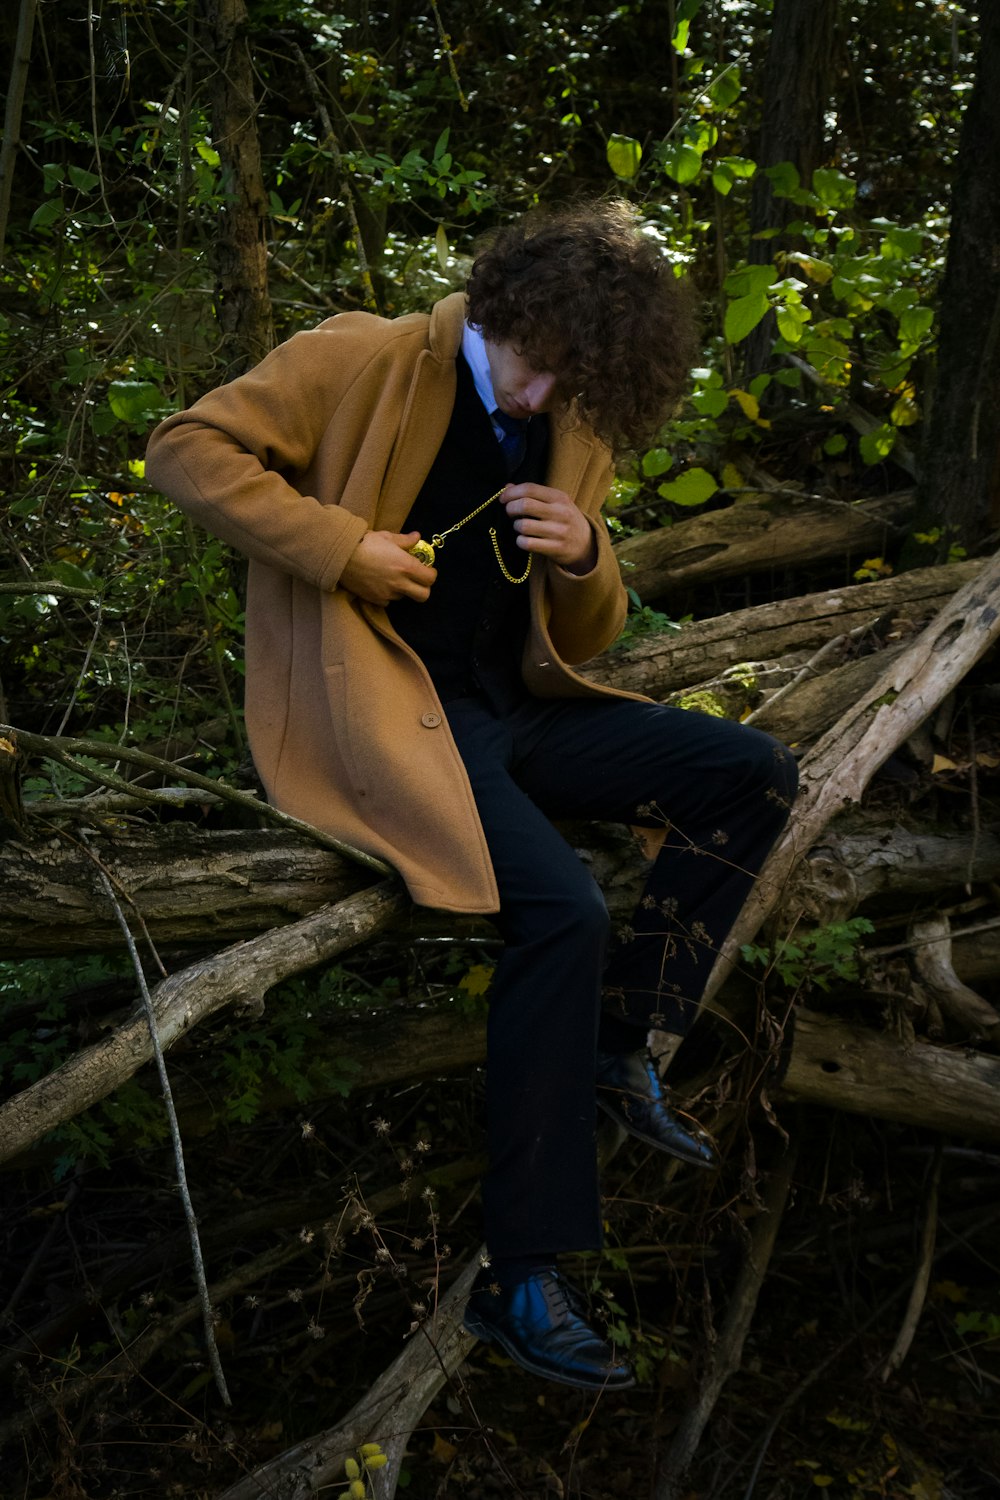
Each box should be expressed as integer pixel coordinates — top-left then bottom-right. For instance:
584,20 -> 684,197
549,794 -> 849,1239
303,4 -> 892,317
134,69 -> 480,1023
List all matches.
389,352 -> 549,711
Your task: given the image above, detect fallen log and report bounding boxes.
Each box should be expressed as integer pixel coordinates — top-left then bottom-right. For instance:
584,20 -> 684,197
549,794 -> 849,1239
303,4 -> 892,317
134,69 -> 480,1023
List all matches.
3,556 -> 998,1172
704,548 -> 1000,1016
785,825 -> 1000,925
612,491 -> 912,603
28,912 -> 1000,1149
1,819 -> 997,956
0,882 -> 407,1165
0,823 -> 378,955
908,912 -> 1000,1042
216,1257 -> 481,1500
778,1009 -> 1000,1144
0,820 -> 644,956
583,559 -> 982,699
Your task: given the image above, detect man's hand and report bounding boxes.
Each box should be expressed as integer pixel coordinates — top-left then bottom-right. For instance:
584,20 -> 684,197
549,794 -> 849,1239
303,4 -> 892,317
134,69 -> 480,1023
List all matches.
500,484 -> 597,574
339,530 -> 438,605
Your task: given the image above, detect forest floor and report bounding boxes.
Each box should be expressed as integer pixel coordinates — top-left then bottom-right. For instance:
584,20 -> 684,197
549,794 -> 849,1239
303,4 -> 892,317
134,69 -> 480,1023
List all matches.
4,1030 -> 1000,1500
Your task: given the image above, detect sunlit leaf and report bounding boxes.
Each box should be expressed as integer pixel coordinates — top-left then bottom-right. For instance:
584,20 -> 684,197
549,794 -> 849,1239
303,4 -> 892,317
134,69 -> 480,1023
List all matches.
641,447 -> 673,477
606,133 -> 642,180
812,167 -> 856,210
724,290 -> 769,344
661,141 -> 703,185
108,381 -> 166,425
859,425 -> 896,465
658,468 -> 718,506
435,224 -> 449,270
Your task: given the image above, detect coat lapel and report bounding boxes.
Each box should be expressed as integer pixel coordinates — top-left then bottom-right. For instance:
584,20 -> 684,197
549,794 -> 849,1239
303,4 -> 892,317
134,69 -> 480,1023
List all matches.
377,293 -> 466,534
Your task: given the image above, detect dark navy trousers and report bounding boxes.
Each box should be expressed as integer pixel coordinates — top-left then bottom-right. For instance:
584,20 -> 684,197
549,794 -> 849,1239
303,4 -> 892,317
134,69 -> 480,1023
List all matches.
442,694 -> 798,1259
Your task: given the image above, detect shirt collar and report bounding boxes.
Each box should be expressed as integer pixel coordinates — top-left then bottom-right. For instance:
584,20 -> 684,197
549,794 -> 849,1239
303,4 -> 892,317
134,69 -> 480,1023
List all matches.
462,321 -> 499,418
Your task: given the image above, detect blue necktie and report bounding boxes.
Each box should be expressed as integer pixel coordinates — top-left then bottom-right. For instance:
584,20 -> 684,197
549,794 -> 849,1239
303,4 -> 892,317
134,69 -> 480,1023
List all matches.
493,410 -> 529,473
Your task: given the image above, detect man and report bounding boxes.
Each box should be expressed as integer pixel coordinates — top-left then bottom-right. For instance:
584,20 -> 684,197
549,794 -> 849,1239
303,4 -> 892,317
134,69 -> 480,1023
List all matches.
146,199 -> 797,1393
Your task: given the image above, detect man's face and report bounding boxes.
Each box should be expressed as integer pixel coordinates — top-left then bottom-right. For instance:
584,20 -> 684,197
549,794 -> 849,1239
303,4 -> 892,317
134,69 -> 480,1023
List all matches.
484,340 -> 558,419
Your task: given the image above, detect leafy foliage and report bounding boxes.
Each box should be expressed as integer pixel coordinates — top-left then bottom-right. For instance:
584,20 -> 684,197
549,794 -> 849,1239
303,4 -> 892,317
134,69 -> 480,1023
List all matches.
741,917 -> 876,993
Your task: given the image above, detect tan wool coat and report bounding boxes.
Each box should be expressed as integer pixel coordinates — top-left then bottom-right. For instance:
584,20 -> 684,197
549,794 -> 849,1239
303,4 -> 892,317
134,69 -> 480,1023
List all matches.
146,292 -> 645,913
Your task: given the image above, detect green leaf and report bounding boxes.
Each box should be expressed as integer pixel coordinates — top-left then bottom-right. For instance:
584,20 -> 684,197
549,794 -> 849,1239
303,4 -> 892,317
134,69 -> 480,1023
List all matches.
8,495 -> 41,517
712,164 -> 735,196
52,560 -> 99,591
661,141 -> 703,185
824,433 -> 848,456
658,468 -> 718,507
606,133 -> 642,180
859,425 -> 896,466
812,168 -> 856,211
776,302 -> 810,344
713,154 -> 755,195
764,161 -> 801,199
708,66 -> 740,109
898,306 -> 934,344
671,17 -> 690,51
108,381 -> 164,425
880,225 -> 924,260
725,263 -> 775,298
691,387 -> 729,417
724,290 -> 769,344
68,165 -> 101,192
29,199 -> 63,232
196,140 -> 221,168
434,224 -> 449,271
641,447 -> 673,478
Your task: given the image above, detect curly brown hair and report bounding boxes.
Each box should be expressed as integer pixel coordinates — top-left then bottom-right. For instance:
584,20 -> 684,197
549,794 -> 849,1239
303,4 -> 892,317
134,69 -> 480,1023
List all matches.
466,199 -> 697,457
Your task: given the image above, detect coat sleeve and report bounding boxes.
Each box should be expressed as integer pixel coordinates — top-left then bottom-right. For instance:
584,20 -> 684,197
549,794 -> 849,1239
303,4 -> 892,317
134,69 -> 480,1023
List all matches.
145,318 -> 409,592
543,520 -> 628,663
540,440 -> 627,665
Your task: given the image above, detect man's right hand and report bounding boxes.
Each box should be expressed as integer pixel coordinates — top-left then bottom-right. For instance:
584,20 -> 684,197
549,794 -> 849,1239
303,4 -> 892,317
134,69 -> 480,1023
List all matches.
339,530 -> 437,605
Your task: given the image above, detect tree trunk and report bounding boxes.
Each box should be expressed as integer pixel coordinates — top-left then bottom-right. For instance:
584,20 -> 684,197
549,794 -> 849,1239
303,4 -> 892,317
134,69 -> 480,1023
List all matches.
911,8 -> 1000,553
0,0 -> 37,260
201,0 -> 274,373
742,0 -> 839,378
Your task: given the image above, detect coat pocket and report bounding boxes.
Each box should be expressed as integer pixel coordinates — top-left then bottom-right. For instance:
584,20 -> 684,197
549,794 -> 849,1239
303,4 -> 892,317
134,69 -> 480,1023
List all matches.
321,660 -> 372,804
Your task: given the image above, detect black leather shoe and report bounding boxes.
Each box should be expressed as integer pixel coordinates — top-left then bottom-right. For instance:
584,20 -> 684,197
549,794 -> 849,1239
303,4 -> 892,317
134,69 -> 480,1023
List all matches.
596,1048 -> 717,1168
464,1269 -> 635,1391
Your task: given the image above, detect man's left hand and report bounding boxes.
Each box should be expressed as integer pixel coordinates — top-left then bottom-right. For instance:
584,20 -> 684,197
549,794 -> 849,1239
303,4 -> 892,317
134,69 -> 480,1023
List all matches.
500,484 -> 597,575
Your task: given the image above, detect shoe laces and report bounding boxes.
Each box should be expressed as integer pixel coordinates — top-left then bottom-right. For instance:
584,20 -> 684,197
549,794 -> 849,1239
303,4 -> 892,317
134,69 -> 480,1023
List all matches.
543,1273 -> 593,1329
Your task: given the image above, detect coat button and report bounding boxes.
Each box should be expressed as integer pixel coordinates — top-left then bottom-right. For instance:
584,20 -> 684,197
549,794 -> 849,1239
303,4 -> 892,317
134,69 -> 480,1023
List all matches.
421,711 -> 442,728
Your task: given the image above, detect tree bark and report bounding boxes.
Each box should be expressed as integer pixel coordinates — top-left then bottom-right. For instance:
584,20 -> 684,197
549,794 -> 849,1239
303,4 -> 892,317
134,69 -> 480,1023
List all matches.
697,550 -> 1000,1015
911,7 -> 1000,552
779,1009 -> 1000,1143
582,559 -> 982,698
3,817 -> 997,958
741,0 -> 839,379
201,0 -> 274,373
611,491 -> 911,605
0,0 -> 37,260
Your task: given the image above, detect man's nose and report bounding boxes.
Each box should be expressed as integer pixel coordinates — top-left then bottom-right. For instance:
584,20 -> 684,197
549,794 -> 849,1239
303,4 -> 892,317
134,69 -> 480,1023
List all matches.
524,371 -> 557,411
